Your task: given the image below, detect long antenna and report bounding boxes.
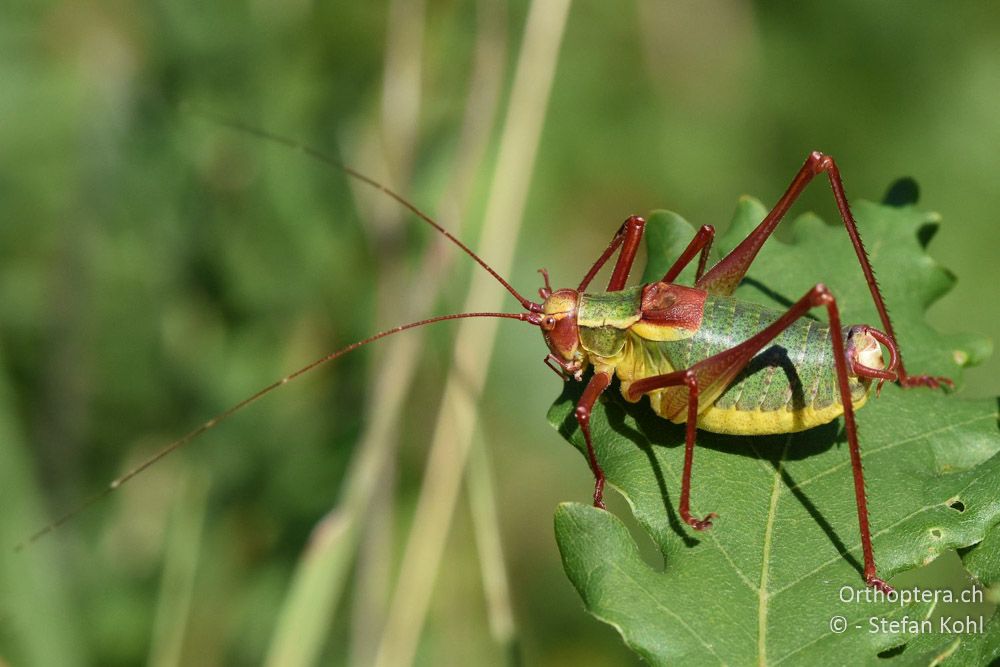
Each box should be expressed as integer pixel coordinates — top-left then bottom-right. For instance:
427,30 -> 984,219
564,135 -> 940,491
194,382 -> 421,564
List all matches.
17,311 -> 536,550
187,108 -> 543,313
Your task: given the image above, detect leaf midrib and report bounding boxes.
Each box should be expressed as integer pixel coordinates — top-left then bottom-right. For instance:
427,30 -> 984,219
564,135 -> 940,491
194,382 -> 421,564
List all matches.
756,435 -> 792,666
603,402 -> 997,663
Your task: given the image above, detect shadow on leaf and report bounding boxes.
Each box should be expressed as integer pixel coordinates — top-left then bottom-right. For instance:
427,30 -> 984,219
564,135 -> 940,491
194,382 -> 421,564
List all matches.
551,373 -> 856,561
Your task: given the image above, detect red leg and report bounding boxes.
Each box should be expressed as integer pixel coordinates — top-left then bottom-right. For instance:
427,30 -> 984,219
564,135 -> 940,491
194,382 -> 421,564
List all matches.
821,287 -> 892,592
570,218 -> 646,505
628,283 -> 893,592
662,224 -> 715,284
628,367 -> 717,530
575,370 -> 613,508
577,216 -> 646,292
695,151 -> 949,389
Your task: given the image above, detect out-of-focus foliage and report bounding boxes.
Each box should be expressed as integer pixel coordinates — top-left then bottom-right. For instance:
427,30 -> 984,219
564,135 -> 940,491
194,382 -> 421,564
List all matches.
1,1 -> 998,665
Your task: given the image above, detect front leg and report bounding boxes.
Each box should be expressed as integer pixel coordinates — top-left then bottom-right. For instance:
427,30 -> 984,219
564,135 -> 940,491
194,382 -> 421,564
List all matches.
575,370 -> 613,508
576,216 -> 646,292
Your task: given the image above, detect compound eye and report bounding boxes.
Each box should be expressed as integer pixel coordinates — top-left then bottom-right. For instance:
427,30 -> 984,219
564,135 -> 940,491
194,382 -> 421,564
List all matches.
542,316 -> 557,331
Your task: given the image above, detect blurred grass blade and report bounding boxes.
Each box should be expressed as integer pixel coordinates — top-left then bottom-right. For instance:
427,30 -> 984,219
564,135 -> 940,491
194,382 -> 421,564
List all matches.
348,0 -> 428,662
467,433 -> 518,656
373,0 -> 573,664
264,512 -> 351,667
0,347 -> 84,666
148,469 -> 210,667
264,0 -> 510,663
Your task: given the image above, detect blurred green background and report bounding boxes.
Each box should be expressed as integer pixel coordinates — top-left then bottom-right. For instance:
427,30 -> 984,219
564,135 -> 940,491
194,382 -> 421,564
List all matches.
1,1 -> 998,665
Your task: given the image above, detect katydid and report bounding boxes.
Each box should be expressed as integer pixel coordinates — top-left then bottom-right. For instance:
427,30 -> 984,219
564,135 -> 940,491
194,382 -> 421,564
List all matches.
538,151 -> 951,594
22,131 -> 950,594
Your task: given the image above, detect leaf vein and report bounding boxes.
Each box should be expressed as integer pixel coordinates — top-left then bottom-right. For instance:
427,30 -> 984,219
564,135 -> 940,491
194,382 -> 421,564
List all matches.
771,475 -> 983,599
756,435 -> 792,667
772,561 -> 942,665
659,452 -> 757,592
789,412 -> 997,492
606,559 -> 728,663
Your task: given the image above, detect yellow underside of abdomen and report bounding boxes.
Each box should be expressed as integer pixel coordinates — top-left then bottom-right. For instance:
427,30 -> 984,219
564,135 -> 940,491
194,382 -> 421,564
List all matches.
654,393 -> 869,436
602,335 -> 871,437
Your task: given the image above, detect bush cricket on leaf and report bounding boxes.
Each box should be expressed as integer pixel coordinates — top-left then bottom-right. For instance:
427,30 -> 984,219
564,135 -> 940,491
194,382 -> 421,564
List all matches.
20,121 -> 951,594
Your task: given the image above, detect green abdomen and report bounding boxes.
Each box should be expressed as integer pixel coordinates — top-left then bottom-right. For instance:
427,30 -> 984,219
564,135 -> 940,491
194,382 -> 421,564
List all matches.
621,295 -> 868,434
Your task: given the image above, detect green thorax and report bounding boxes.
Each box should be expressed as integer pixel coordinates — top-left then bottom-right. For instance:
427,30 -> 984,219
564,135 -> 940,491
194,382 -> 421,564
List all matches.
577,286 -> 644,358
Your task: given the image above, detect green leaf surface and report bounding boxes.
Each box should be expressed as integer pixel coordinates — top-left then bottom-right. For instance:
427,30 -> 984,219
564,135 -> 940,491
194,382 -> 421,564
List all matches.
931,522 -> 1000,665
960,526 -> 1000,598
549,196 -> 1000,665
894,526 -> 1000,665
